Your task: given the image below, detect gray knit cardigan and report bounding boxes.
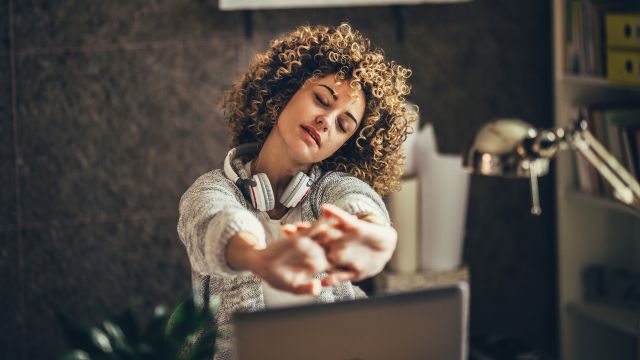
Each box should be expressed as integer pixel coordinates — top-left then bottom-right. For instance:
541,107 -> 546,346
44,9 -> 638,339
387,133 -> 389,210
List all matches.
177,167 -> 390,359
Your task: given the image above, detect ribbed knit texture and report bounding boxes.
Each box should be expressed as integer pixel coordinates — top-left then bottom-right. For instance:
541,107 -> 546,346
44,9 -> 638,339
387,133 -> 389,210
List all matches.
177,168 -> 390,360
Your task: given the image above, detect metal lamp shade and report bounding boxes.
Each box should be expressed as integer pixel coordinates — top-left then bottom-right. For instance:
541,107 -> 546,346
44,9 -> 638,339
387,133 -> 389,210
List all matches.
463,119 -> 550,178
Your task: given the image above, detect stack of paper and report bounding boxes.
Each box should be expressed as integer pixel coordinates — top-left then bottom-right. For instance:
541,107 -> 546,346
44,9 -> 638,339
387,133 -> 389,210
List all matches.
388,123 -> 470,273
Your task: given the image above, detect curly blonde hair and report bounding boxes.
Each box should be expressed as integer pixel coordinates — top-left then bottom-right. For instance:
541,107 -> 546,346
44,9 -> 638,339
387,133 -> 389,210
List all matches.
223,23 -> 417,196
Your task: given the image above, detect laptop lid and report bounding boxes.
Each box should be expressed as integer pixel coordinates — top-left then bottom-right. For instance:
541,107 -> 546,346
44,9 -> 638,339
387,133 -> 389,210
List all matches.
233,283 -> 469,360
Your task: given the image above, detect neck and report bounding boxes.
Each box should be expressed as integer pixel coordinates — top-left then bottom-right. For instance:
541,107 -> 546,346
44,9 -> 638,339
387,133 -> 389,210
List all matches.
253,133 -> 311,199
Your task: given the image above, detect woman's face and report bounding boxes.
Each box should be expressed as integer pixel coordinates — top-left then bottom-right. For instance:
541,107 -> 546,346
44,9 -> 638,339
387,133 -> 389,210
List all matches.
273,74 -> 366,165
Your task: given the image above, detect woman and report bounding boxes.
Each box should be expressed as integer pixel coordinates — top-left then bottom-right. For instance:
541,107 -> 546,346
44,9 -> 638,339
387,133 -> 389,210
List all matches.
177,23 -> 416,359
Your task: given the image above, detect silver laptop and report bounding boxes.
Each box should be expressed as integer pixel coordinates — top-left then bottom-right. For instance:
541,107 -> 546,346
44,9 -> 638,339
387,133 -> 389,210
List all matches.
233,283 -> 469,360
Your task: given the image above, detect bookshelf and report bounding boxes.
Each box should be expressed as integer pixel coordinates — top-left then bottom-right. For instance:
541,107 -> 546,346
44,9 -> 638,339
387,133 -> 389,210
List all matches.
553,1 -> 640,360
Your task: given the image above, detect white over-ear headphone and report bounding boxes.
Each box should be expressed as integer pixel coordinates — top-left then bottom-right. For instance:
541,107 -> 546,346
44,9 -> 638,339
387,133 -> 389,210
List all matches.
223,143 -> 315,212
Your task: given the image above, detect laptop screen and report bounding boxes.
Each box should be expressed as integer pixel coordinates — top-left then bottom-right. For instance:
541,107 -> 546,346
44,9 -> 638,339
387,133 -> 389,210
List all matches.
233,283 -> 468,360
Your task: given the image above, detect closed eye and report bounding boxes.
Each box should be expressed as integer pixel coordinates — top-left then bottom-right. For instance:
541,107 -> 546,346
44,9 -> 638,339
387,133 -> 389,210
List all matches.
314,92 -> 347,133
337,119 -> 347,133
314,94 -> 329,107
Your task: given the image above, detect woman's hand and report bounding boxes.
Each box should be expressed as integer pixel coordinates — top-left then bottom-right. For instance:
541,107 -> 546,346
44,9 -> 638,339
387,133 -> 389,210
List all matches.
306,204 -> 398,287
249,233 -> 331,296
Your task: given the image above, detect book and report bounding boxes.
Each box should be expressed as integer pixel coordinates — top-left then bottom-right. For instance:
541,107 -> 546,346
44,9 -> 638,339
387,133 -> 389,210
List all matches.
605,13 -> 640,49
619,125 -> 637,178
607,49 -> 640,85
576,151 -> 600,193
565,1 -> 640,75
589,106 -> 607,193
633,128 -> 640,176
570,0 -> 586,74
602,108 -> 640,197
574,106 -> 600,194
574,105 -> 640,196
575,106 -> 602,193
603,108 -> 640,163
620,124 -> 640,178
591,2 -> 640,75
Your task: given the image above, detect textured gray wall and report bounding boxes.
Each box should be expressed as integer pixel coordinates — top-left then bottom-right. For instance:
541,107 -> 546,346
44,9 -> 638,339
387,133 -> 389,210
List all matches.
0,0 -> 555,358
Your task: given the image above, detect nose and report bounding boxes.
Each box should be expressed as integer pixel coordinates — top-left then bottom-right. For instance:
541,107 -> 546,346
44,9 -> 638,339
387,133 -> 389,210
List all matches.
314,115 -> 329,132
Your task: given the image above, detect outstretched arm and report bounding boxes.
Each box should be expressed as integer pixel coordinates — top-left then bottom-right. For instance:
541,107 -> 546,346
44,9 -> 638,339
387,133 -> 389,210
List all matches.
177,170 -> 266,278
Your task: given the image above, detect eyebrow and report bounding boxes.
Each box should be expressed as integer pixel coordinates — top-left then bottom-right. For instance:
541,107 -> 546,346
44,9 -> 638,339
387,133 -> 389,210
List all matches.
318,84 -> 359,127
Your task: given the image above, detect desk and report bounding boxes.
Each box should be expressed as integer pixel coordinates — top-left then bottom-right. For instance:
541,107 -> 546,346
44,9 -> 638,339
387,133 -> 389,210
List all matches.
374,267 -> 469,294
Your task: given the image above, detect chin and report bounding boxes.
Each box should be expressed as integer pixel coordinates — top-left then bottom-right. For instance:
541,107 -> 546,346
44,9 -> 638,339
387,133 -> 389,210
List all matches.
297,153 -> 320,167
287,142 -> 317,164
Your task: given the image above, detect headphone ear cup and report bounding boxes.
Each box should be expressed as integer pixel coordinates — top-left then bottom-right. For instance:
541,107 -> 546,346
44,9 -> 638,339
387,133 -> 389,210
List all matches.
253,173 -> 275,212
280,172 -> 313,208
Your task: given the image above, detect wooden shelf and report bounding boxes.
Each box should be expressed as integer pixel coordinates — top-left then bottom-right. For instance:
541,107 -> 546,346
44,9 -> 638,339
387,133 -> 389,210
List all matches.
560,75 -> 640,105
567,301 -> 639,336
566,188 -> 640,220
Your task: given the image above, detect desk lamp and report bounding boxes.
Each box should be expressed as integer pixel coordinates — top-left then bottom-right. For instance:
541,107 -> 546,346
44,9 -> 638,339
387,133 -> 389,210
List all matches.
463,117 -> 640,215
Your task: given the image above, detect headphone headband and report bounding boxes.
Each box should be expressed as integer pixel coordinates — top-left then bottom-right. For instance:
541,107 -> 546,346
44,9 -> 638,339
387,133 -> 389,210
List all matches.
223,143 -> 261,183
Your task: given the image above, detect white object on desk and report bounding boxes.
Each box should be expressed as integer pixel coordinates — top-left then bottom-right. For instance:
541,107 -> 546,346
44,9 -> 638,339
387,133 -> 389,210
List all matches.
414,124 -> 470,272
388,177 -> 420,273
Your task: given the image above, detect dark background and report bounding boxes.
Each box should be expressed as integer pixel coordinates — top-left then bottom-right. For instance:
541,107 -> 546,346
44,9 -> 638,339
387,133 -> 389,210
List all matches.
0,0 -> 556,358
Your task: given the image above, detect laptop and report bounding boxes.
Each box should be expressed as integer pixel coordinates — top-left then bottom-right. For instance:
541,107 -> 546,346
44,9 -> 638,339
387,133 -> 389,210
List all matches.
233,283 -> 469,360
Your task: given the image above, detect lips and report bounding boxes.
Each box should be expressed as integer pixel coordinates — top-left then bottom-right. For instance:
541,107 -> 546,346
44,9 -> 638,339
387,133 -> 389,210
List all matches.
301,125 -> 321,147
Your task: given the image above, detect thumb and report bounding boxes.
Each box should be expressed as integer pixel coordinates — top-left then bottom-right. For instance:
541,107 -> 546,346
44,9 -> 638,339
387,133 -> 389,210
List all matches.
321,270 -> 357,286
320,204 -> 359,232
292,279 -> 322,295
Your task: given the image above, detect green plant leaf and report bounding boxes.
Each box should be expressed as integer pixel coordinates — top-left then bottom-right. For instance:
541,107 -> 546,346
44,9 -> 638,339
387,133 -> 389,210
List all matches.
56,312 -> 104,356
58,350 -> 91,360
102,320 -> 134,356
135,342 -> 155,358
145,305 -> 169,339
89,326 -> 114,354
57,294 -> 219,360
188,297 -> 219,360
112,309 -> 139,344
142,305 -> 172,358
183,329 -> 218,360
164,297 -> 198,340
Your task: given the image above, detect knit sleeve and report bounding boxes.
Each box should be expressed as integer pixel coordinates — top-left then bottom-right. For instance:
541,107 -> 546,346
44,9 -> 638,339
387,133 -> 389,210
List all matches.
177,169 -> 266,278
315,172 -> 391,225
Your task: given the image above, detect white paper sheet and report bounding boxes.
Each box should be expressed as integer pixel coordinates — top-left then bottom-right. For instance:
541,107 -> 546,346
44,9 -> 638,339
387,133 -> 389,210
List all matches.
414,124 -> 470,271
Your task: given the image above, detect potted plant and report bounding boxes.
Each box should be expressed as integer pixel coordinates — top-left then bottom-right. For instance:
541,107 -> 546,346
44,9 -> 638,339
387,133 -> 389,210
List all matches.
57,294 -> 219,360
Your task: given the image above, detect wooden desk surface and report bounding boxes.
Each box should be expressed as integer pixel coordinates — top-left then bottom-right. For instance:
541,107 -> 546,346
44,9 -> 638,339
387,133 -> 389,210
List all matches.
374,266 -> 469,294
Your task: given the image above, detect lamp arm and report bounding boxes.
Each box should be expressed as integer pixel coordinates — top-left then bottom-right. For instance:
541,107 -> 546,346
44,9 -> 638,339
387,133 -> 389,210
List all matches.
570,127 -> 640,208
